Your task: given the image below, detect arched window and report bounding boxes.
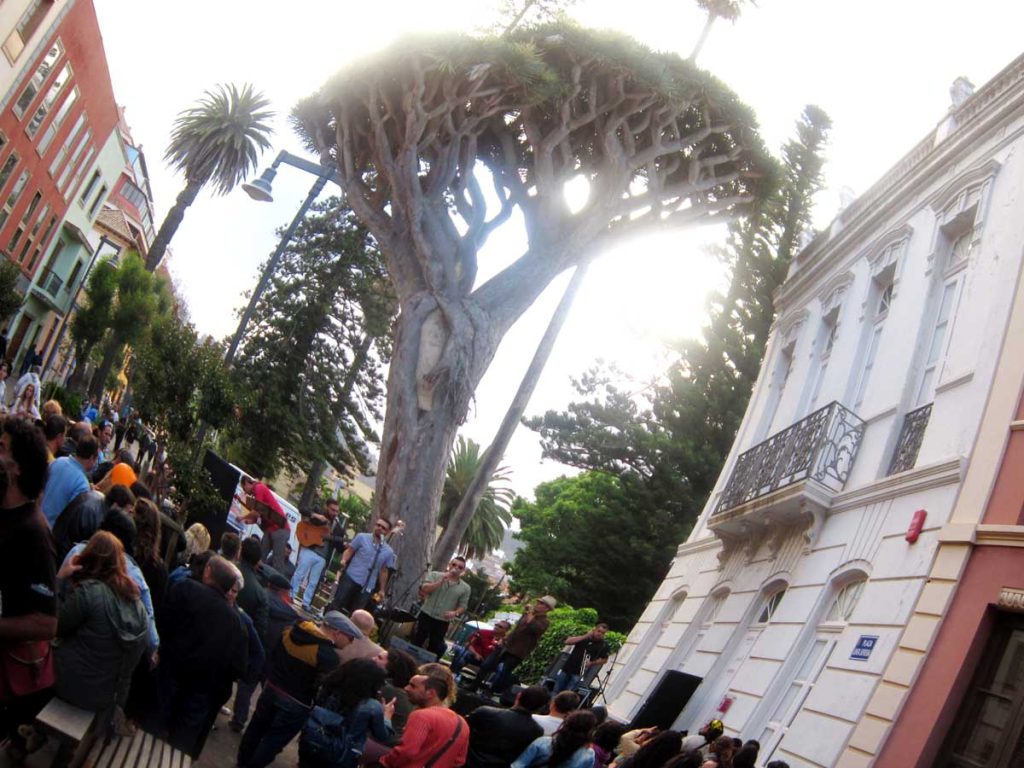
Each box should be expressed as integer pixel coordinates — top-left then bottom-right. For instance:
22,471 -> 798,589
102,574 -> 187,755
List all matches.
759,575 -> 867,762
825,578 -> 866,623
756,587 -> 787,624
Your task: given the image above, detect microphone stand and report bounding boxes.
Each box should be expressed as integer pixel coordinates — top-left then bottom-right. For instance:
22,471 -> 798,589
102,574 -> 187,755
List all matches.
591,648 -> 622,708
378,564 -> 429,646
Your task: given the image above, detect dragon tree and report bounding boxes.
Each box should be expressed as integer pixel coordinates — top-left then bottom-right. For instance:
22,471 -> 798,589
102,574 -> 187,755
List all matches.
294,22 -> 770,603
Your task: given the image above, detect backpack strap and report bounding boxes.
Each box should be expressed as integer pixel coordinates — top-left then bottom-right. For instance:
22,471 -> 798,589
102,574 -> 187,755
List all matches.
424,714 -> 463,768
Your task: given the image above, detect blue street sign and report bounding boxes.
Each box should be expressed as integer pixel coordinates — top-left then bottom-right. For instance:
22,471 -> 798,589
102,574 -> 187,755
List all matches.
850,635 -> 879,661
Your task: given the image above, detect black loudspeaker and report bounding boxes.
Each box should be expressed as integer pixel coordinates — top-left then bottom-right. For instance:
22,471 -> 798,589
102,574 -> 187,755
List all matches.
186,450 -> 241,548
388,636 -> 439,666
629,670 -> 702,731
499,684 -> 525,708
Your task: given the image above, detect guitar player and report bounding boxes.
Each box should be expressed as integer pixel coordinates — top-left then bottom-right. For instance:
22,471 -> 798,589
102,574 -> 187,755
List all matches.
291,498 -> 347,611
238,475 -> 291,571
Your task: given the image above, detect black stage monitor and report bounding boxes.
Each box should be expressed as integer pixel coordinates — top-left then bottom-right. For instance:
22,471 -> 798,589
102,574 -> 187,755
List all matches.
629,670 -> 703,731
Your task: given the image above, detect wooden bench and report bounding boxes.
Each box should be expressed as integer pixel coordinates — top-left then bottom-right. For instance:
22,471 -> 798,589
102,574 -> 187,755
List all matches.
85,729 -> 191,768
34,697 -> 98,767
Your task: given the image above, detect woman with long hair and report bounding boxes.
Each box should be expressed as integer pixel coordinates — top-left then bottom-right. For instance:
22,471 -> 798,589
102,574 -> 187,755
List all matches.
54,531 -> 149,714
12,383 -> 38,420
617,729 -> 683,768
125,498 -> 169,726
298,659 -> 395,768
130,499 -> 167,619
514,710 -> 598,768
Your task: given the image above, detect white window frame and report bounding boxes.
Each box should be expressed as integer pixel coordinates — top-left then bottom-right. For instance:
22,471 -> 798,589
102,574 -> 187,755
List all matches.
757,576 -> 866,764
11,40 -> 63,119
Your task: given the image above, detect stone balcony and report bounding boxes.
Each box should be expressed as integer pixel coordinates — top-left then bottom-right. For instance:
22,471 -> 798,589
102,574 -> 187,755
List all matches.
709,401 -> 866,549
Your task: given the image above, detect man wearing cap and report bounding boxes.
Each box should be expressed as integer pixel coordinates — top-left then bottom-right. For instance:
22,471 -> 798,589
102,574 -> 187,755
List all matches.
679,719 -> 725,757
237,611 -> 361,768
469,596 -> 557,694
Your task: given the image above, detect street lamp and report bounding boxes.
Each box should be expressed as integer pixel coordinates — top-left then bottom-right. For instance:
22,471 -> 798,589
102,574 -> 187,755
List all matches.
224,150 -> 341,365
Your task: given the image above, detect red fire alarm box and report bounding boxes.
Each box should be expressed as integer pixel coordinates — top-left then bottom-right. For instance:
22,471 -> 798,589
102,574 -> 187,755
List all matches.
718,695 -> 735,714
906,509 -> 927,543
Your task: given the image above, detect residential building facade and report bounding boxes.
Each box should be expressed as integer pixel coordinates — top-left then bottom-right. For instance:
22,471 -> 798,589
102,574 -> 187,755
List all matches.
0,0 -> 123,373
604,54 -> 1024,768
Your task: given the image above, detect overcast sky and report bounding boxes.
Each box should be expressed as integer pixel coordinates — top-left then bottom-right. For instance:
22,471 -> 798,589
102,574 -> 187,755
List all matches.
93,0 -> 1024,496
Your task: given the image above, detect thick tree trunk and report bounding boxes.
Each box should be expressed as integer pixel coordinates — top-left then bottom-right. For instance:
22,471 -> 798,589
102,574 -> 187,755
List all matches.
66,342 -> 96,393
299,459 -> 326,511
145,178 -> 203,272
433,263 -> 589,566
89,336 -> 123,400
373,293 -> 497,608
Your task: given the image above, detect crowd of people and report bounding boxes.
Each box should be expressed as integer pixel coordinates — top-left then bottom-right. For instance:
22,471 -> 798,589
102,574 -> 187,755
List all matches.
0,390 -> 794,768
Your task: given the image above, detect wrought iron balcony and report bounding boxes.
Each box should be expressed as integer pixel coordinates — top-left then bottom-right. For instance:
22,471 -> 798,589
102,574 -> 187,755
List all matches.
887,403 -> 932,476
714,401 -> 866,517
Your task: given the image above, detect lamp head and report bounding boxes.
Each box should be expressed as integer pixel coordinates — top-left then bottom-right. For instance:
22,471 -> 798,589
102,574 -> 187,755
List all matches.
242,166 -> 277,202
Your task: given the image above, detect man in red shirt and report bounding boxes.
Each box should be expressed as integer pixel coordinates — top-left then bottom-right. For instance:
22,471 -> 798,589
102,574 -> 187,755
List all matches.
381,669 -> 468,768
239,476 -> 290,571
451,619 -> 510,677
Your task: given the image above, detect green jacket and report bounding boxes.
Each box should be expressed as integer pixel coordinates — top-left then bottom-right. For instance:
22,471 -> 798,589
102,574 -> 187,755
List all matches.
55,579 -> 148,712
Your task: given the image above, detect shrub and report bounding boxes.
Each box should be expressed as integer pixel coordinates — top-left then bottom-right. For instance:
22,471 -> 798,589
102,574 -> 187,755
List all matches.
512,604 -> 625,685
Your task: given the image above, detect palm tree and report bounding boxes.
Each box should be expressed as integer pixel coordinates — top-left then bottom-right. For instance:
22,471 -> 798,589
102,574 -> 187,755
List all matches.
690,0 -> 753,62
438,437 -> 515,560
145,83 -> 273,271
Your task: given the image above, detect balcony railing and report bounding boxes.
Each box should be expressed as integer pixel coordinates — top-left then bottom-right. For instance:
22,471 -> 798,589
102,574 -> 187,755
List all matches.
715,401 -> 866,515
887,403 -> 932,476
40,268 -> 63,298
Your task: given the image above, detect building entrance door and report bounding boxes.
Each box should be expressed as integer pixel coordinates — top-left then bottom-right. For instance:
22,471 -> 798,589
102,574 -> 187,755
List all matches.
938,612 -> 1024,767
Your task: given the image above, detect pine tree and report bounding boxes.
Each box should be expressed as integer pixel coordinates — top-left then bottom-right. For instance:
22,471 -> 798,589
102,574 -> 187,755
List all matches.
225,197 -> 394,480
527,105 -> 832,535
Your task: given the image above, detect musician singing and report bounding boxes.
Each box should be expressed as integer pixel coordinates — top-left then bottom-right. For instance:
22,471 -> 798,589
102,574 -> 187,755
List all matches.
412,557 -> 471,656
329,517 -> 397,614
552,622 -> 610,693
238,476 -> 291,571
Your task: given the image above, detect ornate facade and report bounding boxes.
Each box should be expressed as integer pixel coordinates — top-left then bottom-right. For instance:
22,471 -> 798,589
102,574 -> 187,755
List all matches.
604,53 -> 1024,768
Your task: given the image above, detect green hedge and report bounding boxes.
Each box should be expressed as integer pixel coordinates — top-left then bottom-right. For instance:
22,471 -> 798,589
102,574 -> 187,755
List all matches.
510,605 -> 626,685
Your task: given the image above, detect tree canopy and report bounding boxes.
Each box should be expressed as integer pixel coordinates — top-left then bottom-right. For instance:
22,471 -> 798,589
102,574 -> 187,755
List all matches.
292,21 -> 771,604
226,197 -> 394,479
525,105 -> 832,561
507,472 -> 684,631
147,83 -> 273,271
438,436 -> 514,559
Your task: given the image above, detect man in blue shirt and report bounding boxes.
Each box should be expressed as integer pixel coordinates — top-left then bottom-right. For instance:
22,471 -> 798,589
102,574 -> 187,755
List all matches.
42,436 -> 98,527
329,518 -> 397,613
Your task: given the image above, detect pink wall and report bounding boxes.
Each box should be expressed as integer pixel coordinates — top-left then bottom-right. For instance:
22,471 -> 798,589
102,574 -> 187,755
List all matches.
876,390 -> 1024,768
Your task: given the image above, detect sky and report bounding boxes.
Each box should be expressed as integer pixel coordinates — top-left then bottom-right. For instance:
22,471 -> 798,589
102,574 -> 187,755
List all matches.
92,0 -> 1024,496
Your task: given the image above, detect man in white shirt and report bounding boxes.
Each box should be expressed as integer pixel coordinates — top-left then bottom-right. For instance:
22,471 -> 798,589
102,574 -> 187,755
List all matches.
532,690 -> 580,736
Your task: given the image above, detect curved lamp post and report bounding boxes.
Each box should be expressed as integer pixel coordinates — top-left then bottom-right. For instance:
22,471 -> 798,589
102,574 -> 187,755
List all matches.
224,151 -> 341,365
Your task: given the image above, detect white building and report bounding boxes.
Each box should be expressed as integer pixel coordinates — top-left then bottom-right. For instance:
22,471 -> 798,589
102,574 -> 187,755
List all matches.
604,54 -> 1024,768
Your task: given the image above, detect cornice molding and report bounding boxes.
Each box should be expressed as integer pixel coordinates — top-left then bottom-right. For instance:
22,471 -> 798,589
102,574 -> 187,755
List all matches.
927,158 -> 1002,215
776,82 -> 1024,311
676,535 -> 723,559
830,457 -> 964,513
976,525 -> 1024,548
